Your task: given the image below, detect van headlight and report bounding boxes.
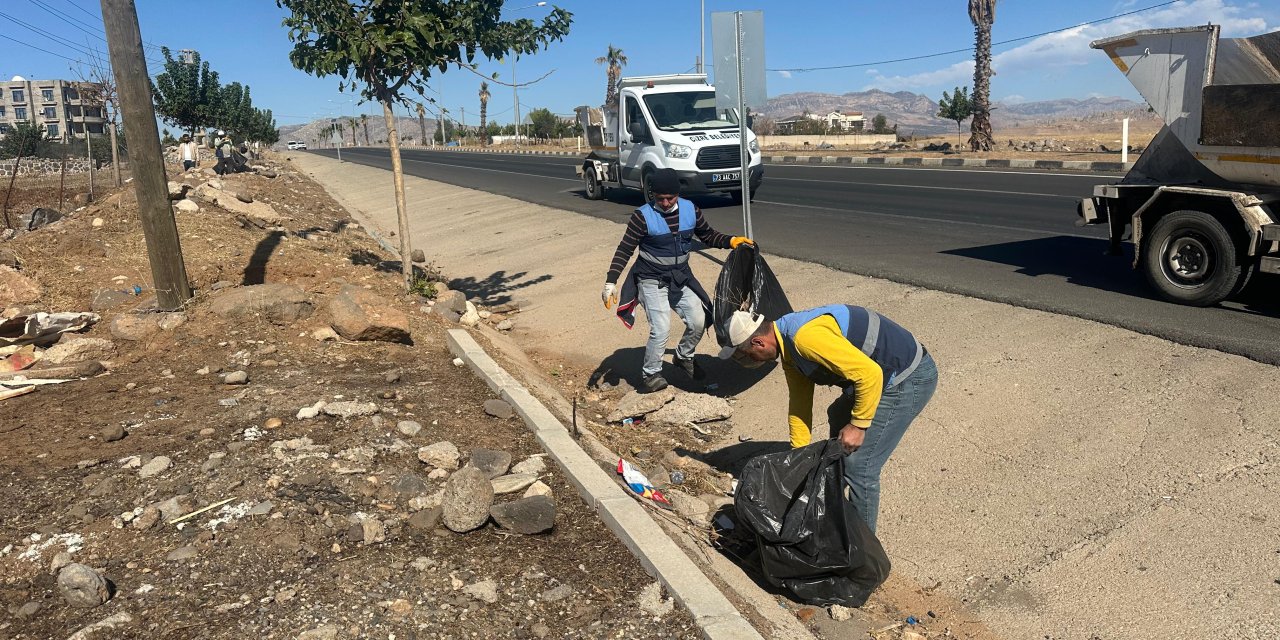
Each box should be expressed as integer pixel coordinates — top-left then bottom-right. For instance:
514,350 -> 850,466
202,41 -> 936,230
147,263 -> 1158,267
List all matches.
662,141 -> 693,159
748,138 -> 759,154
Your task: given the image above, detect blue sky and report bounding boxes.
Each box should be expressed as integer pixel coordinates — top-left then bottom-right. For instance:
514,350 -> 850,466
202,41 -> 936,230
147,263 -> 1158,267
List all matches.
1,0 -> 1276,129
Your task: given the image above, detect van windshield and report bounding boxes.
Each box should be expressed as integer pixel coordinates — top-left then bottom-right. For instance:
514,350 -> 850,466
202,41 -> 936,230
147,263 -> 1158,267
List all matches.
643,91 -> 738,131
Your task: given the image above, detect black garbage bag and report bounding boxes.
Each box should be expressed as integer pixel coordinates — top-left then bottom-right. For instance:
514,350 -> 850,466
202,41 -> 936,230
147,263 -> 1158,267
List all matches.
713,244 -> 793,347
734,439 -> 891,607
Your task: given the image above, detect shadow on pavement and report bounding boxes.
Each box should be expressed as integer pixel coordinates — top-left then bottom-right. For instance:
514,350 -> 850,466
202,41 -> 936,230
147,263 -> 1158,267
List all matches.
447,270 -> 552,306
587,345 -> 775,397
569,187 -> 741,212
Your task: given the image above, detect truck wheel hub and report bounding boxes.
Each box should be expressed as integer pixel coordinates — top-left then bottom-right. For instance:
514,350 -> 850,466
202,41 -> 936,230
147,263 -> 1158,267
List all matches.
1164,236 -> 1210,283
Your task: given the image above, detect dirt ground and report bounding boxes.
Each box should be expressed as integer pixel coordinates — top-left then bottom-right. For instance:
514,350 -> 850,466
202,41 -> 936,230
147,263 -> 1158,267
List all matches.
0,158 -> 698,638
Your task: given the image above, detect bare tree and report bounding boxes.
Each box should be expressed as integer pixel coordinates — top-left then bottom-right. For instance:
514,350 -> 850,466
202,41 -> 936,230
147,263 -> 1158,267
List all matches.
73,49 -> 123,187
968,0 -> 997,151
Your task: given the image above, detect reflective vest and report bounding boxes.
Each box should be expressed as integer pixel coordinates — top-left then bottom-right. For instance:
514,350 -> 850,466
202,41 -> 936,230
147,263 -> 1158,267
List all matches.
775,304 -> 924,390
636,199 -> 695,267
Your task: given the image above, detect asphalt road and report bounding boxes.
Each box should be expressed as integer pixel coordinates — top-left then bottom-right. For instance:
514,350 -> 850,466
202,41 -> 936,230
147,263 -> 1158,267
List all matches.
308,147 -> 1280,365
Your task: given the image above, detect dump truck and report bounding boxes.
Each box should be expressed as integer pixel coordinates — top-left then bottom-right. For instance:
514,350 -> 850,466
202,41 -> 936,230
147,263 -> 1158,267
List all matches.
575,74 -> 764,204
1079,25 -> 1279,306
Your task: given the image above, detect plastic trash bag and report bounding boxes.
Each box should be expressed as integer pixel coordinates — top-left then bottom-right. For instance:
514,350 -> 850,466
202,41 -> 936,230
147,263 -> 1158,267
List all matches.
713,244 -> 793,347
734,439 -> 891,607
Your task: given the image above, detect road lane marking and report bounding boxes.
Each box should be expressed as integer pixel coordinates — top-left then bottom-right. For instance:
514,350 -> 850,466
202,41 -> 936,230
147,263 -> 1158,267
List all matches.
767,163 -> 1120,179
398,156 -> 580,181
768,175 -> 1079,199
752,199 -> 1101,240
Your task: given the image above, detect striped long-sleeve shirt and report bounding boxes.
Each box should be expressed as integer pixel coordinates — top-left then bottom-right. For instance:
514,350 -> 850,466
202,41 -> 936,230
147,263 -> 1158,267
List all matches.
606,205 -> 732,283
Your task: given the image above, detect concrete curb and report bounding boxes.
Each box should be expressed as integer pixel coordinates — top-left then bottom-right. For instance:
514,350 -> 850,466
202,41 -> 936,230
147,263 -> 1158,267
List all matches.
765,154 -> 1133,172
445,329 -> 764,640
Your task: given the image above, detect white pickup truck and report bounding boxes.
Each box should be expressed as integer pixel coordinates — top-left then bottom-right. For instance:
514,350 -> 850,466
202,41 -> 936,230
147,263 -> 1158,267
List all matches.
575,74 -> 764,204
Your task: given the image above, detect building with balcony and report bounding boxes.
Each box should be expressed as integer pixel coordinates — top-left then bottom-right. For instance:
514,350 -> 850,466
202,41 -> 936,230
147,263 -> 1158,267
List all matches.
0,76 -> 107,140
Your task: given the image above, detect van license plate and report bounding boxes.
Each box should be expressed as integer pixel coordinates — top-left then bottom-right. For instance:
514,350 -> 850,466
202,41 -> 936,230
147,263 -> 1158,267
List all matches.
711,172 -> 740,183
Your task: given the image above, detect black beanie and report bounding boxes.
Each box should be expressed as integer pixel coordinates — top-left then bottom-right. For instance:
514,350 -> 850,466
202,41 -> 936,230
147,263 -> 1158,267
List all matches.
649,168 -> 681,196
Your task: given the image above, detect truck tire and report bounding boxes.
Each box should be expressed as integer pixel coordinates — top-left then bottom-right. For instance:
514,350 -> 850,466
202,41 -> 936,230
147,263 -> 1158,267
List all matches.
641,170 -> 656,205
1143,210 -> 1246,306
584,169 -> 605,200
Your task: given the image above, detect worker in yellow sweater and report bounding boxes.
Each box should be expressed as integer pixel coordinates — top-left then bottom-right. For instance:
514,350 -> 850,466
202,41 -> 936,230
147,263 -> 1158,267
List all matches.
719,305 -> 937,532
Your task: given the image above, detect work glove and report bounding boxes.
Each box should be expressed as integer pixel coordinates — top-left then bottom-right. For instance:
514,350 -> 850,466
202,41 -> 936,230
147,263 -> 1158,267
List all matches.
729,236 -> 755,249
602,282 -> 617,310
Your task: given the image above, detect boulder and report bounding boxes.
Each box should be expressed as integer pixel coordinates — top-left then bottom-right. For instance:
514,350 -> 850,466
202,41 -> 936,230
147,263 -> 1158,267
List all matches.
174,199 -> 199,213
209,284 -> 312,325
466,449 -> 512,479
410,249 -> 426,263
108,314 -> 161,341
0,266 -> 41,307
434,290 -> 468,314
607,387 -> 677,423
327,285 -> 410,343
647,392 -> 732,425
490,495 -> 556,534
167,181 -> 190,200
442,466 -> 493,532
42,337 -> 115,365
192,183 -> 290,223
21,207 -> 64,231
459,301 -> 480,327
57,563 -> 111,608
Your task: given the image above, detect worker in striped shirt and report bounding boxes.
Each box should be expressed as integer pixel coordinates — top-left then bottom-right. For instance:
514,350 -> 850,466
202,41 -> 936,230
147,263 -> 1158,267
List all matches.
719,306 -> 938,532
602,169 -> 752,393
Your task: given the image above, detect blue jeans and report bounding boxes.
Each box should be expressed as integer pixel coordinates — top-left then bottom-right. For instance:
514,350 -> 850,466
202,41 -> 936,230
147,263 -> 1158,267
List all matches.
637,279 -> 705,377
827,353 -> 937,533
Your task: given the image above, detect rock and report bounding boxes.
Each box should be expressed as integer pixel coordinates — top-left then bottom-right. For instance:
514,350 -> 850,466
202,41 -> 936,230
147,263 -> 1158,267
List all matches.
666,490 -> 710,525
153,495 -> 194,522
22,206 -> 64,231
321,401 -> 378,418
417,441 -> 460,470
174,199 -> 199,213
43,337 -> 115,365
166,546 -> 199,561
65,612 -> 134,639
427,468 -> 449,480
296,400 -> 326,419
100,423 -> 126,442
459,301 -> 481,327
192,183 -> 290,223
511,456 -> 546,475
89,289 -> 131,312
607,387 -> 678,422
390,473 -> 428,496
648,392 -> 733,425
523,480 -> 553,498
57,563 -> 111,608
491,473 -> 538,495
540,584 -> 573,602
310,326 -> 339,341
15,601 -> 40,620
264,417 -> 283,429
902,632 -> 926,640
328,285 -> 411,343
248,500 -> 275,516
434,289 -> 468,314
358,518 -> 386,543
132,506 -> 160,530
397,420 -> 422,436
167,181 -> 189,200
222,370 -> 249,385
51,551 -> 73,572
828,604 -> 854,621
411,249 -> 426,263
108,314 -> 161,341
92,217 -> 104,227
384,369 -> 401,384
209,284 -> 312,325
297,625 -> 339,640
138,456 -> 172,478
483,399 -> 514,419
442,466 -> 494,532
235,191 -> 254,203
0,266 -> 42,306
467,448 -> 512,479
407,507 -> 443,531
638,582 -> 674,617
495,319 -> 514,331
157,312 -> 186,331
490,495 -> 556,534
462,579 -> 499,604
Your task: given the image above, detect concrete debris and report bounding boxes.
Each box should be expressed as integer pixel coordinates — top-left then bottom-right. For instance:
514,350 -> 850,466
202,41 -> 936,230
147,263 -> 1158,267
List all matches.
647,392 -> 732,425
607,387 -> 678,423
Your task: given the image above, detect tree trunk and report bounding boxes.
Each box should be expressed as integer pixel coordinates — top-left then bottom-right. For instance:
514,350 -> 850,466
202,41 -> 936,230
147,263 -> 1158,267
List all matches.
381,101 -> 415,289
418,114 -> 426,146
480,103 -> 487,146
108,116 -> 121,187
968,21 -> 995,151
957,122 -> 963,150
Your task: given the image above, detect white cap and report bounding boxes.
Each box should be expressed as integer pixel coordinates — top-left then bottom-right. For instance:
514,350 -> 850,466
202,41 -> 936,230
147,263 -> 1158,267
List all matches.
717,311 -> 765,359
217,130 -> 225,135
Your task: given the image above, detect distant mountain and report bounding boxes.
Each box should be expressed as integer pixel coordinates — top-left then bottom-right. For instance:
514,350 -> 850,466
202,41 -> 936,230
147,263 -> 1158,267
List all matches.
276,115 -> 438,149
759,89 -> 1155,136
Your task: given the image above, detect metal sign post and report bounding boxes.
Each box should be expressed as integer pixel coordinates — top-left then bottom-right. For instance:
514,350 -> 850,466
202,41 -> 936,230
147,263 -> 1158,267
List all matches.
734,13 -> 752,238
713,11 -> 765,240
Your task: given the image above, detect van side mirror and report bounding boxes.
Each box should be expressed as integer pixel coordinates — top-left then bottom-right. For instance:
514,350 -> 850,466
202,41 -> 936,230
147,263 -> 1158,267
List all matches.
628,122 -> 649,144
746,114 -> 754,128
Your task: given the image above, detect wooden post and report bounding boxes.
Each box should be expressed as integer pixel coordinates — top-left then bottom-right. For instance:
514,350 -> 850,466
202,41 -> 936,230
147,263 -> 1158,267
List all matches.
100,0 -> 191,309
86,126 -> 95,201
108,114 -> 121,187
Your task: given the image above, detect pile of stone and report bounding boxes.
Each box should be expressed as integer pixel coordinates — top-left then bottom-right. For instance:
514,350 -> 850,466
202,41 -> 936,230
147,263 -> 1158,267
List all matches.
420,283 -> 520,333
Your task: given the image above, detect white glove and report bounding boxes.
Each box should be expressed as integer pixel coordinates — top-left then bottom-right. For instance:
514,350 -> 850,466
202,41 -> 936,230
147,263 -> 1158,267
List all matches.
602,282 -> 617,309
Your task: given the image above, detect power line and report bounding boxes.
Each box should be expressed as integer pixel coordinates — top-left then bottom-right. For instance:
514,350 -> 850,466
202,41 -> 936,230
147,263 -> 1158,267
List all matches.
0,30 -> 80,63
768,0 -> 1180,72
54,0 -> 165,52
0,9 -> 102,59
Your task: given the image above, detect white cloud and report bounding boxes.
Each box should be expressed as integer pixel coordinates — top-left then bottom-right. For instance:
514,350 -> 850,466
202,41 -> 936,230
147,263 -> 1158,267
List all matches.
862,0 -> 1271,93
776,70 -> 792,79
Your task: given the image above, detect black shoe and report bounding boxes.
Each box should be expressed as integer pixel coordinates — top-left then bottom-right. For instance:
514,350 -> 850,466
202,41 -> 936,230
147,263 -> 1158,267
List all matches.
641,373 -> 669,393
673,355 -> 704,380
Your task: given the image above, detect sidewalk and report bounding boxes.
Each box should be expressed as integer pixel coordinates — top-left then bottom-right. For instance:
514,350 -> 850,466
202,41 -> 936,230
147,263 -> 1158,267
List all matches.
293,152 -> 1280,640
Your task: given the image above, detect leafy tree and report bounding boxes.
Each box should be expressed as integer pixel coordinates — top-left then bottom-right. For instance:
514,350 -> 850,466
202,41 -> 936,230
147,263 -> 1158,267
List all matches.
478,81 -> 491,145
278,0 -> 573,286
938,86 -> 972,149
968,0 -> 997,151
152,47 -> 221,135
595,45 -> 627,107
870,113 -> 890,134
0,120 -> 49,159
527,107 -> 557,140
161,129 -> 176,145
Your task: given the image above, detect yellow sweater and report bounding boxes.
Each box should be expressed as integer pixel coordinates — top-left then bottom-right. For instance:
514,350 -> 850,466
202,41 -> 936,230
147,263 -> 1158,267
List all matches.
777,316 -> 884,448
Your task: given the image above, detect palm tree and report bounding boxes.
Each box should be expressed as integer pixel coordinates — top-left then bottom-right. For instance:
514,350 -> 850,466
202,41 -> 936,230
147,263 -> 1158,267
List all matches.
595,45 -> 628,108
346,117 -> 357,146
968,0 -> 997,151
415,103 -> 427,146
360,113 -> 370,145
478,81 -> 491,146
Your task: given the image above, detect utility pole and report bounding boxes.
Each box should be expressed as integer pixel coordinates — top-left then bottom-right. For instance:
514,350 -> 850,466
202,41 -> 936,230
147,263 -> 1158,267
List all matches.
100,0 -> 191,309
85,123 -> 94,201
513,56 -> 521,148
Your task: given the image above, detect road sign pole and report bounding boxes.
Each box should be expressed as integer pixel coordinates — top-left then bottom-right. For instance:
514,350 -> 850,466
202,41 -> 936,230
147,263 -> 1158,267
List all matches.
735,12 -> 753,239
